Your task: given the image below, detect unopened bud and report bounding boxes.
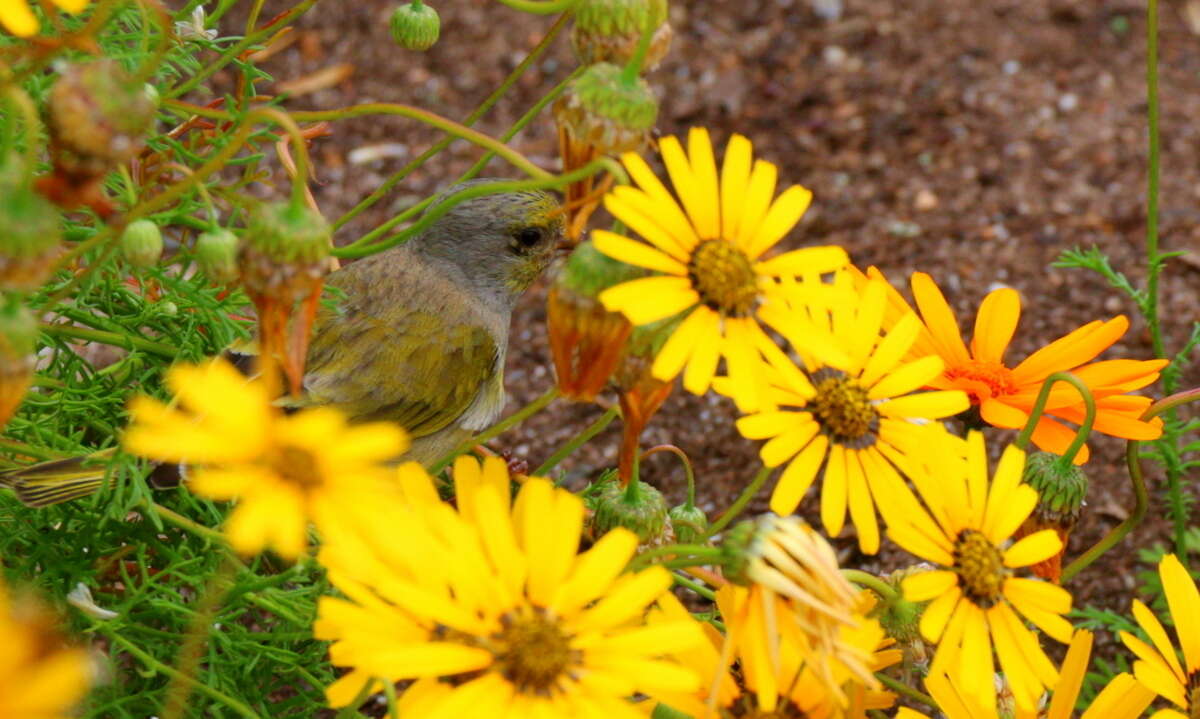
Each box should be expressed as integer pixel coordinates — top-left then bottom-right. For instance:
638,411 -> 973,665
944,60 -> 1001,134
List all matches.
194,228 -> 240,283
591,476 -> 669,544
554,62 -> 658,158
668,503 -> 707,544
572,0 -> 672,70
239,201 -> 331,303
47,60 -> 156,177
120,219 -> 163,268
390,1 -> 440,51
1016,452 -> 1088,582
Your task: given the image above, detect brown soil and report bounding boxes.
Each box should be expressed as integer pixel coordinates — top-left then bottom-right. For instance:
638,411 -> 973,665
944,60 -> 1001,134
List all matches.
245,0 -> 1200,630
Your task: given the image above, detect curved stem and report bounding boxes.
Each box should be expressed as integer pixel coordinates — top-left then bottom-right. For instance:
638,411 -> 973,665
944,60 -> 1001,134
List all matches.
875,672 -> 936,709
1062,388 -> 1200,582
1013,372 -> 1093,458
495,0 -> 579,14
429,387 -> 560,474
333,12 -> 571,230
535,405 -> 618,478
289,103 -> 550,181
161,162 -> 219,224
672,571 -> 716,601
249,107 -> 311,207
628,544 -> 725,572
841,569 -> 898,602
642,445 -> 696,509
40,324 -> 179,358
706,465 -> 772,538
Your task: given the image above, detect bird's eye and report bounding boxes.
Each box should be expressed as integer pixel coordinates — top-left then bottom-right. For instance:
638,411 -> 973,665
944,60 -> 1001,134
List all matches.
515,227 -> 544,248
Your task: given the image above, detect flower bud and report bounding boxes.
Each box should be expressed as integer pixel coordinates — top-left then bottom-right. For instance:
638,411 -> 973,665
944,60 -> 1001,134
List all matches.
590,475 -> 669,545
571,0 -> 672,70
668,503 -> 707,544
872,566 -> 931,681
547,241 -> 639,401
239,201 -> 331,303
46,59 -> 156,178
390,1 -> 440,51
0,303 -> 37,429
120,219 -> 164,268
1015,451 -> 1088,582
0,172 -> 62,292
194,228 -> 240,283
717,519 -> 757,585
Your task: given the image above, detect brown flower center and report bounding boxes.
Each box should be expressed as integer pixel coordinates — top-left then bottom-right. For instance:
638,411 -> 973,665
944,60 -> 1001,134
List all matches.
809,370 -> 878,449
492,610 -> 576,696
1188,671 -> 1200,719
688,239 -> 759,317
944,359 -> 1018,402
728,694 -> 809,718
271,445 -> 323,490
954,529 -> 1008,608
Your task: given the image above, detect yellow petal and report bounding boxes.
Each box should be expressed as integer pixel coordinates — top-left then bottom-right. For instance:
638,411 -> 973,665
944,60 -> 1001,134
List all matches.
820,444 -> 848,536
754,245 -> 848,277
845,451 -> 880,554
650,307 -> 708,383
1159,554 -> 1200,674
768,433 -> 827,516
1003,530 -> 1063,568
744,184 -> 814,260
599,276 -> 699,326
617,153 -> 700,251
1046,631 -> 1093,719
604,187 -> 693,260
0,0 -> 38,36
868,355 -> 945,400
685,127 -> 721,239
903,570 -> 959,602
720,134 -> 753,240
551,528 -> 638,615
734,160 -> 778,249
593,229 -> 688,275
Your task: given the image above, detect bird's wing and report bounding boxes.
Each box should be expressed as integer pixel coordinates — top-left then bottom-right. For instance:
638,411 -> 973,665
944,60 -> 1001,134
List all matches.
300,255 -> 502,438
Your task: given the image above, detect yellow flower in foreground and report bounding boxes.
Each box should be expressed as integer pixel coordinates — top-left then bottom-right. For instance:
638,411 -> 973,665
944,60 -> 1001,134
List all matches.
0,0 -> 88,36
651,586 -> 898,719
595,127 -> 849,412
734,279 -> 969,553
123,358 -> 407,559
315,456 -> 705,718
868,268 -> 1167,464
0,582 -> 91,719
901,629 -> 1154,719
890,430 -> 1073,714
1120,553 -> 1200,719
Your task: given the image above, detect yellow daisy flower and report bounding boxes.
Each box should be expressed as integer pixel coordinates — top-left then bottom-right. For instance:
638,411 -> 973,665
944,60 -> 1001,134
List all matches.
734,278 -> 970,553
1119,553 -> 1200,719
595,127 -> 849,412
650,586 -> 898,719
315,456 -> 706,717
889,430 -> 1074,714
123,358 -> 408,559
899,630 -> 1154,719
0,581 -> 91,719
0,0 -> 88,36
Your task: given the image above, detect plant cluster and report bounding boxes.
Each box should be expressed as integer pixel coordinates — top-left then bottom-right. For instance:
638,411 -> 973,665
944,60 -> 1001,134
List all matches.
0,1 -> 1197,718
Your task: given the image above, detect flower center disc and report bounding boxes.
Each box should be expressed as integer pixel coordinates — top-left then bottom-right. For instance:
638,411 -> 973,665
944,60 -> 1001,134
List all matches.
953,530 -> 1007,607
494,611 -> 575,695
1188,671 -> 1200,719
272,445 -> 323,490
687,239 -> 759,317
809,371 -> 878,448
944,360 -> 1018,402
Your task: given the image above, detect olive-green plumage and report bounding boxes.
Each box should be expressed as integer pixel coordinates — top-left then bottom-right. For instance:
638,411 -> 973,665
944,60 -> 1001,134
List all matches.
295,179 -> 564,464
0,179 -> 564,505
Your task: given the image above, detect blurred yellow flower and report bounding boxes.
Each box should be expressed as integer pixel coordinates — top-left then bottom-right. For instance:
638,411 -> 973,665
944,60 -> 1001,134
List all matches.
123,358 -> 407,559
650,586 -> 898,719
0,581 -> 91,719
315,456 -> 705,717
595,127 -> 848,412
889,430 -> 1073,714
0,0 -> 89,37
733,278 -> 969,553
1120,553 -> 1200,719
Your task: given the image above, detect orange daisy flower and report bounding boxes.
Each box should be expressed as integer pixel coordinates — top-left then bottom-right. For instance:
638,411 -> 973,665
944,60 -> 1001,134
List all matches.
868,269 -> 1166,464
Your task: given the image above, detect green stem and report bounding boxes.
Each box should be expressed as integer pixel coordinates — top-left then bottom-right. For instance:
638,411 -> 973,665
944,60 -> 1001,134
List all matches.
0,437 -> 67,462
333,13 -> 571,231
842,569 -> 898,602
628,544 -> 724,572
706,465 -> 772,538
250,107 -> 312,207
1145,0 -> 1164,362
672,571 -> 716,601
495,0 -> 579,14
1062,388 -> 1200,581
875,672 -> 937,709
165,0 -> 320,99
334,677 -> 377,719
428,387 -> 560,474
146,500 -> 229,547
536,405 -> 618,478
40,324 -> 179,359
132,0 -> 176,84
1013,372 -> 1093,459
289,104 -> 550,181
642,445 -> 696,509
98,628 -> 265,719
620,9 -> 657,84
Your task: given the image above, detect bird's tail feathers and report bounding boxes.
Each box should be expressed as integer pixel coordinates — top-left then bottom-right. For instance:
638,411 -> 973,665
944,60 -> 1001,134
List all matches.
0,451 -> 114,508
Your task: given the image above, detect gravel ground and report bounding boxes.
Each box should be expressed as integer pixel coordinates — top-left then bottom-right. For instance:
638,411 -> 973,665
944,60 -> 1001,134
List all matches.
234,0 -> 1200,627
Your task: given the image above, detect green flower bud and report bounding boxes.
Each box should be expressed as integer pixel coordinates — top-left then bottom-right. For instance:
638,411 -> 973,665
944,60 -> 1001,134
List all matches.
558,239 -> 646,298
668,503 -> 707,544
47,59 -> 157,175
571,0 -> 672,69
194,228 -> 240,283
390,1 -> 440,51
717,519 -> 758,585
1022,451 -> 1088,530
554,63 -> 658,157
0,302 -> 37,428
239,201 -> 331,302
120,219 -> 163,268
591,478 -> 668,544
0,171 -> 62,291
157,301 -> 178,317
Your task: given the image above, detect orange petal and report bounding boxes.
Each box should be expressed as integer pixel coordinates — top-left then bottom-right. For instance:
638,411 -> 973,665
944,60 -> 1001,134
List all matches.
970,288 -> 1020,365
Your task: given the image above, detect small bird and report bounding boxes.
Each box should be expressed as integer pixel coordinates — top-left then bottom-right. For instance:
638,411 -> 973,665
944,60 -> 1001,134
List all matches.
1,180 -> 565,505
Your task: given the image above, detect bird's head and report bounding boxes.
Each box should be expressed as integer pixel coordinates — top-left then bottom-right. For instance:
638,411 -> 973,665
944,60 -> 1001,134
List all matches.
414,179 -> 565,308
